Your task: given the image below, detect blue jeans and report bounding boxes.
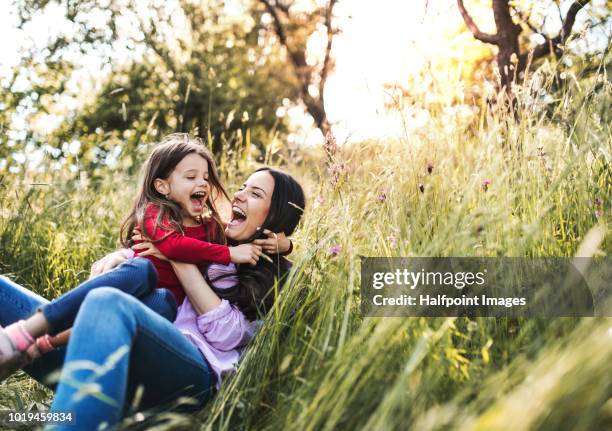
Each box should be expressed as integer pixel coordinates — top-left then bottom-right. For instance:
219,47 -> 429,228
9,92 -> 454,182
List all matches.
0,259 -> 215,430
38,258 -> 177,335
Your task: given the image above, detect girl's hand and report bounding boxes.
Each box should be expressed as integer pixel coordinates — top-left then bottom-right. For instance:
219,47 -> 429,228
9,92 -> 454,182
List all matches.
253,229 -> 292,254
229,243 -> 262,266
24,343 -> 42,363
131,232 -> 169,261
90,251 -> 128,278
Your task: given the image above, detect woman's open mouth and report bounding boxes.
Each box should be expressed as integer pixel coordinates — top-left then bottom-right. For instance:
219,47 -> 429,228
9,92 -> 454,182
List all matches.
189,191 -> 207,213
229,206 -> 247,226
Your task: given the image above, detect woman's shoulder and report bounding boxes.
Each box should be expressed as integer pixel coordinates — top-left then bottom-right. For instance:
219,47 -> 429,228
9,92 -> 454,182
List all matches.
207,262 -> 239,289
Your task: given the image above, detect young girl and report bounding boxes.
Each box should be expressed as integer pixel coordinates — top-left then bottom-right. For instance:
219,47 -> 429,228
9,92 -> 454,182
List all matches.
0,133 -> 263,376
119,133 -> 262,305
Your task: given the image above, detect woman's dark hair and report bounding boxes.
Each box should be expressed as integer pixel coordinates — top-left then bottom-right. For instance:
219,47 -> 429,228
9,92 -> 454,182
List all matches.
209,167 -> 306,320
120,133 -> 229,247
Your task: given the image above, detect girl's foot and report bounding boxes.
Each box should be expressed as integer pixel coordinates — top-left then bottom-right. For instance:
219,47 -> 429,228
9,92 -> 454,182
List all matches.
0,322 -> 50,382
0,325 -> 28,382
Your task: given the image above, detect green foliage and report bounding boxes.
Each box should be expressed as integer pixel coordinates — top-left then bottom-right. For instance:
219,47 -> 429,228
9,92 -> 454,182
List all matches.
1,65 -> 610,430
1,0 -> 299,174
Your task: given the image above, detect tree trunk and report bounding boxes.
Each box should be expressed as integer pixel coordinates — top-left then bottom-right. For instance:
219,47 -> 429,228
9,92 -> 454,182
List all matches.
305,96 -> 331,138
492,0 -> 521,93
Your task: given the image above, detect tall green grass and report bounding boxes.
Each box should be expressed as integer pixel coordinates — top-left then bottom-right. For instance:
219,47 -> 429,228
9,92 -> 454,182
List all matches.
0,66 -> 610,430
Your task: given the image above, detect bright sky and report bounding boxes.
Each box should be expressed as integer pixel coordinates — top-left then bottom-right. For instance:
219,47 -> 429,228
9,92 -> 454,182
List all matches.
1,0 -> 609,149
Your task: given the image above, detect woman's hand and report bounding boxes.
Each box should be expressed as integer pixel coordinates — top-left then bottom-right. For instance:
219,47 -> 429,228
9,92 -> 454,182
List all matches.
253,229 -> 292,254
90,251 -> 128,278
131,231 -> 169,261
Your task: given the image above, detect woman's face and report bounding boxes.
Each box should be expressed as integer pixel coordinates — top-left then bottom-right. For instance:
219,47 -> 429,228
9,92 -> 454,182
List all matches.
226,170 -> 275,242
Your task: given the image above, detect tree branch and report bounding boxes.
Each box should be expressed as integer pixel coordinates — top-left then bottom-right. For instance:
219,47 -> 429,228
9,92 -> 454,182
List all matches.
259,0 -> 308,73
531,0 -> 591,59
274,0 -> 292,16
457,0 -> 498,45
260,0 -> 289,47
560,0 -> 591,42
319,0 -> 337,100
258,0 -> 332,136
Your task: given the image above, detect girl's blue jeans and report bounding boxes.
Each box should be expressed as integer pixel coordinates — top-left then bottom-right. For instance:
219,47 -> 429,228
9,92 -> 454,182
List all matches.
0,258 -> 215,430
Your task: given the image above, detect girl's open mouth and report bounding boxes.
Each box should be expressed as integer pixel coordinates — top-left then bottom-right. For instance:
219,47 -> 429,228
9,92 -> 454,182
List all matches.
189,191 -> 207,213
229,206 -> 246,226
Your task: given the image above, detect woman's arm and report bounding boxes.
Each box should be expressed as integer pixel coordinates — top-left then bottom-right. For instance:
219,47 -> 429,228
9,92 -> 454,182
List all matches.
171,261 -> 251,351
170,261 -> 221,314
89,249 -> 130,278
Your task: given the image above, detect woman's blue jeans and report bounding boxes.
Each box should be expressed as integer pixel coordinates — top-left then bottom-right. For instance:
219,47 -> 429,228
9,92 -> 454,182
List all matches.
0,258 -> 215,430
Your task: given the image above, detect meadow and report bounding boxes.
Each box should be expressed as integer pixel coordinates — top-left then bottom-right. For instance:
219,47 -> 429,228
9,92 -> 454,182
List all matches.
0,67 -> 610,430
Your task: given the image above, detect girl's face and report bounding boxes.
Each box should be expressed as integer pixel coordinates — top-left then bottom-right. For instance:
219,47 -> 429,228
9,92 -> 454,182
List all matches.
226,171 -> 274,241
155,153 -> 210,221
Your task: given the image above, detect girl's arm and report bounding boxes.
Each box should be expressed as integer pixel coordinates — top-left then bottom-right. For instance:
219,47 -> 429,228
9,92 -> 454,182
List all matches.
140,217 -> 261,265
143,216 -> 231,264
252,229 -> 293,255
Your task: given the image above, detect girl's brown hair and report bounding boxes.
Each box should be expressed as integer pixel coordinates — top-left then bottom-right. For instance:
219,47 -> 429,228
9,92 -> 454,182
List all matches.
120,133 -> 229,247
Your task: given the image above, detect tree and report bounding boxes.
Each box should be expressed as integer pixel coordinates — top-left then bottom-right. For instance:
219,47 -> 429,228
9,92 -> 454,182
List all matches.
257,0 -> 339,138
457,0 -> 593,93
0,0 -> 304,174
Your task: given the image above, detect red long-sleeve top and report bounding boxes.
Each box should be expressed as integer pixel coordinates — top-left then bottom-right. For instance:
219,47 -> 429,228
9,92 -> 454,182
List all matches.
133,205 -> 231,305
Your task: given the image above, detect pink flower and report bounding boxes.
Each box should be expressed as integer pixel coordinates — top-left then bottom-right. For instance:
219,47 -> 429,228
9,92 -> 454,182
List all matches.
482,179 -> 492,191
377,190 -> 387,203
426,161 -> 434,174
386,234 -> 397,248
324,131 -> 338,158
328,162 -> 349,187
594,198 -> 604,219
316,196 -> 326,205
328,245 -> 342,257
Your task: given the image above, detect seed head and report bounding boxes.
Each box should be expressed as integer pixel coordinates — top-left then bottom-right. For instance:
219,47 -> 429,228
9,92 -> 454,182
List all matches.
426,161 -> 434,174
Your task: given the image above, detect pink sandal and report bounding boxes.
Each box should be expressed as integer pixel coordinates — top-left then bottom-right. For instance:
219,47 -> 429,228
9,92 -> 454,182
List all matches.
0,325 -> 29,382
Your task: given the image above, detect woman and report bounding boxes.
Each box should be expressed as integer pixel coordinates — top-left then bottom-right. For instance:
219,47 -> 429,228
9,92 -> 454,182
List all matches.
0,167 -> 305,430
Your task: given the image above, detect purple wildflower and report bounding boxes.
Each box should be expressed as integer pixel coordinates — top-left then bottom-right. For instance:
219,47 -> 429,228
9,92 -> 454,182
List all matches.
328,162 -> 349,187
324,131 -> 338,159
328,245 -> 342,257
482,179 -> 492,192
